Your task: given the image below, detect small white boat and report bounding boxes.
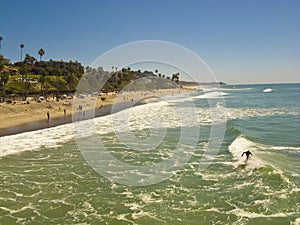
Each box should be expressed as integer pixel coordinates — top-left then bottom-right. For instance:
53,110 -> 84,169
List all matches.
263,88 -> 273,93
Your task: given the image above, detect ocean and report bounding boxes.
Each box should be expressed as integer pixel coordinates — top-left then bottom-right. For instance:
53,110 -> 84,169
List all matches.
0,83 -> 299,224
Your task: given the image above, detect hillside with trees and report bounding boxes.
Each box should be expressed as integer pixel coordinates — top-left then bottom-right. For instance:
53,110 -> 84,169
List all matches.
0,40 -> 181,102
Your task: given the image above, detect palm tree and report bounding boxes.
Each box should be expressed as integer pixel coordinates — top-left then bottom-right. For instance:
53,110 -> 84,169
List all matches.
0,36 -> 3,55
38,48 -> 45,61
175,72 -> 180,83
20,44 -> 24,61
0,71 -> 10,102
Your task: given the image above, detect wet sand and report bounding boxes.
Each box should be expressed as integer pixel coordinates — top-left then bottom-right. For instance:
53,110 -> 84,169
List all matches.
0,88 -> 191,137
0,101 -> 136,136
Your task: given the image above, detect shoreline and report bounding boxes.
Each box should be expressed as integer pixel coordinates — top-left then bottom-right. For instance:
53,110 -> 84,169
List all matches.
0,103 -> 109,137
0,101 -> 142,137
0,88 -> 192,137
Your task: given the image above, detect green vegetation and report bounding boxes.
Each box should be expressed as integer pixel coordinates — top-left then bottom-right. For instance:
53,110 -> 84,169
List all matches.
78,67 -> 180,94
0,37 -> 181,102
0,52 -> 85,101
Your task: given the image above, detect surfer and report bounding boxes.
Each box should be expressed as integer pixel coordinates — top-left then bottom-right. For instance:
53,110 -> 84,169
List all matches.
241,150 -> 252,161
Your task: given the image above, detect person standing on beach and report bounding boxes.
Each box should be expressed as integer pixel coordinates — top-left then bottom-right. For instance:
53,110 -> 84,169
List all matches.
64,109 -> 66,117
47,111 -> 50,122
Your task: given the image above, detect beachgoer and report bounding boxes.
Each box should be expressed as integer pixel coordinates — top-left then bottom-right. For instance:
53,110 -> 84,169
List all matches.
241,150 -> 252,160
47,111 -> 50,122
64,109 -> 66,117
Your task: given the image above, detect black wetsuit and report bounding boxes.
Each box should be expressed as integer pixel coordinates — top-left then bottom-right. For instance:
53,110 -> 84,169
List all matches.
241,150 -> 252,160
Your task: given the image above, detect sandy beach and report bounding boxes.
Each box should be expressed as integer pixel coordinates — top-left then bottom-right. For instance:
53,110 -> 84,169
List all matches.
0,87 -> 193,136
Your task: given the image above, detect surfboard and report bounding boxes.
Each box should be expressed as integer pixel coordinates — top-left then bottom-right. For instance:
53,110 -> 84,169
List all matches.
237,161 -> 247,169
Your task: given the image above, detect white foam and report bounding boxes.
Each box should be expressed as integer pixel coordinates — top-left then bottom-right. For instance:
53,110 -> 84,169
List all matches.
193,91 -> 229,99
0,123 -> 75,157
271,146 -> 300,152
138,193 -> 155,204
291,218 -> 300,225
0,94 -> 298,157
225,107 -> 299,120
263,88 -> 273,93
226,87 -> 253,91
228,208 -> 298,219
228,135 -> 300,178
228,135 -> 263,170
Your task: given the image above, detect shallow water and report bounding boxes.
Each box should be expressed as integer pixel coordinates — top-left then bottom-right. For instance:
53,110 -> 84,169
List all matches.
0,83 -> 299,224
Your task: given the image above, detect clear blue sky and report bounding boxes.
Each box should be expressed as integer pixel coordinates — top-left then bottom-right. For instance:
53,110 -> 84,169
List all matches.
0,0 -> 299,84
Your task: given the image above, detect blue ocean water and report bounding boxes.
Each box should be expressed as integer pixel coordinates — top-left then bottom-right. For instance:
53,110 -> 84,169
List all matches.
0,83 -> 299,224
